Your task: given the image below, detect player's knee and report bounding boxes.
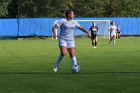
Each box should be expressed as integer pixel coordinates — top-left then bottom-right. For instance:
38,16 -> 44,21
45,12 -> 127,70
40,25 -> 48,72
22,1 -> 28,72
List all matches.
70,55 -> 74,58
69,53 -> 75,58
61,52 -> 67,56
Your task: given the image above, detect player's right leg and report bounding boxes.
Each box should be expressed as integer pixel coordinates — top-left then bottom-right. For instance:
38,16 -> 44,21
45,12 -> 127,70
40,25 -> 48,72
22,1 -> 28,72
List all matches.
54,39 -> 67,72
91,35 -> 96,48
113,35 -> 116,45
54,46 -> 67,72
109,32 -> 115,45
118,32 -> 121,39
109,36 -> 112,45
91,38 -> 94,46
116,33 -> 117,39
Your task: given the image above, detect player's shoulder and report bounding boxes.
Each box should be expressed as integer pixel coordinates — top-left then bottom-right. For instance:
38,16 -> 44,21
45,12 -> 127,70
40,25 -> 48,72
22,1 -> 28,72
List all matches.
89,26 -> 93,29
90,26 -> 94,28
56,19 -> 66,27
72,20 -> 78,23
59,19 -> 66,22
72,20 -> 81,27
114,25 -> 117,28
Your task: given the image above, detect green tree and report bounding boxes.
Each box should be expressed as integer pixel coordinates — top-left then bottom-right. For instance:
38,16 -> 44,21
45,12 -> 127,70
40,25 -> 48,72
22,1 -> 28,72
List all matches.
18,0 -> 46,18
0,0 -> 140,18
7,0 -> 18,18
0,0 -> 11,17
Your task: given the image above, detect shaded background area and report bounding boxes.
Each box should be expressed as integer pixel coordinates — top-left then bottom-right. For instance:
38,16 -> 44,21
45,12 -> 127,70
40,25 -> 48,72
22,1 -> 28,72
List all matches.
0,0 -> 140,18
0,0 -> 140,37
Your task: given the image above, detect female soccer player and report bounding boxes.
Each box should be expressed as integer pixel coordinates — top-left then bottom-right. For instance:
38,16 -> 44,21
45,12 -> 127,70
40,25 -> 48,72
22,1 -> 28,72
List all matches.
89,21 -> 98,48
109,21 -> 117,45
116,24 -> 121,39
52,10 -> 90,72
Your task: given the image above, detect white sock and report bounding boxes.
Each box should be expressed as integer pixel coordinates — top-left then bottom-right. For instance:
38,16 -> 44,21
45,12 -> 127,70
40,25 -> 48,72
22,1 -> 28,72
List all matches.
54,54 -> 63,67
113,40 -> 116,45
71,56 -> 77,66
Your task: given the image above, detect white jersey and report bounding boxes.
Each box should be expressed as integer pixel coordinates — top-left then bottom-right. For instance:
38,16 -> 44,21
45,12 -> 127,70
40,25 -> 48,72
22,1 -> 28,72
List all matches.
109,25 -> 117,35
56,19 -> 80,41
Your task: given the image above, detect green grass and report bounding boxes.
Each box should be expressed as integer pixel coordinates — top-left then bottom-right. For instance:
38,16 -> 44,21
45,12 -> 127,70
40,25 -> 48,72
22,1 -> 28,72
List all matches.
0,37 -> 140,93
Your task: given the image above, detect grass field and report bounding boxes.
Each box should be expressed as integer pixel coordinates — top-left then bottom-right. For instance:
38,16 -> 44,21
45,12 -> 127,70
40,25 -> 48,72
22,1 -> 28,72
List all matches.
0,37 -> 140,93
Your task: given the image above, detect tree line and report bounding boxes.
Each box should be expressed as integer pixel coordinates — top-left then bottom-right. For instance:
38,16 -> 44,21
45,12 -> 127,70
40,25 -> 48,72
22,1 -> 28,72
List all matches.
0,0 -> 140,18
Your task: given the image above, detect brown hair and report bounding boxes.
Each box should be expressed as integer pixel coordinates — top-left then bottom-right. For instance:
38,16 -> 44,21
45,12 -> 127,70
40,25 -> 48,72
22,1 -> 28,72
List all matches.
65,10 -> 73,17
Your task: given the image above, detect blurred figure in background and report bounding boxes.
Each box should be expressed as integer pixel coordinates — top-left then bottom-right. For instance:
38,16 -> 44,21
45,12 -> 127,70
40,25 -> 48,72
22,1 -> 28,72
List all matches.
116,24 -> 121,39
89,21 -> 99,48
109,21 -> 117,45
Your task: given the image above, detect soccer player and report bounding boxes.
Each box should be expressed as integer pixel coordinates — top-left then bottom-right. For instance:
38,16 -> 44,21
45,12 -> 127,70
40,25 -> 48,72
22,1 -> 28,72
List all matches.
89,21 -> 98,48
52,10 -> 90,72
109,21 -> 117,45
116,24 -> 121,39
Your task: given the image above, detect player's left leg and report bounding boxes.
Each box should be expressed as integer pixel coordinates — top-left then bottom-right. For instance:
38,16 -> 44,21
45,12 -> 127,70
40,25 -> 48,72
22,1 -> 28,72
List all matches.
67,40 -> 77,67
68,48 -> 77,66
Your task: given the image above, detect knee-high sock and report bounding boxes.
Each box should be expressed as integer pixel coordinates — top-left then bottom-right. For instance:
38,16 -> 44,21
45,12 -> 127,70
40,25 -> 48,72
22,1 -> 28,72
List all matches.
113,40 -> 116,45
54,54 -> 63,67
92,42 -> 94,46
95,41 -> 97,47
71,56 -> 77,66
109,38 -> 112,44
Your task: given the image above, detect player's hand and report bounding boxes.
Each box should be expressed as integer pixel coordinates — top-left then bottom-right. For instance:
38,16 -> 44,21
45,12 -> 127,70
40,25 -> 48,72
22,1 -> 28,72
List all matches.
53,34 -> 57,39
87,32 -> 91,38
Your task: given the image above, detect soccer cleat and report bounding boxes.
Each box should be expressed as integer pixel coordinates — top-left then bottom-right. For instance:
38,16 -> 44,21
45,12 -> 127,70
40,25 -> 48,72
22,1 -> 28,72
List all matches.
93,46 -> 96,48
54,66 -> 58,72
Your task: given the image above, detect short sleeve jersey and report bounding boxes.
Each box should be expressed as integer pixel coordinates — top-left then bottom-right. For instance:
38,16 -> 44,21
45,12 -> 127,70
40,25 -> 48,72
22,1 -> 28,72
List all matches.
109,25 -> 117,34
56,19 -> 80,41
89,26 -> 98,35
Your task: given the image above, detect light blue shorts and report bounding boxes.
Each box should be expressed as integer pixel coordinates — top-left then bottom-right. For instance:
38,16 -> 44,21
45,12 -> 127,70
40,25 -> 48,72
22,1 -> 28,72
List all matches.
59,39 -> 75,49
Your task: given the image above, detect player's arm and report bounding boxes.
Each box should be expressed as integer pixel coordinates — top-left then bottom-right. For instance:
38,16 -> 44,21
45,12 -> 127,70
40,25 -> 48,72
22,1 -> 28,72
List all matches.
52,25 -> 59,39
108,27 -> 111,32
78,26 -> 91,37
97,26 -> 99,32
74,21 -> 90,37
89,27 -> 92,32
79,26 -> 88,33
52,20 -> 62,39
96,26 -> 99,35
